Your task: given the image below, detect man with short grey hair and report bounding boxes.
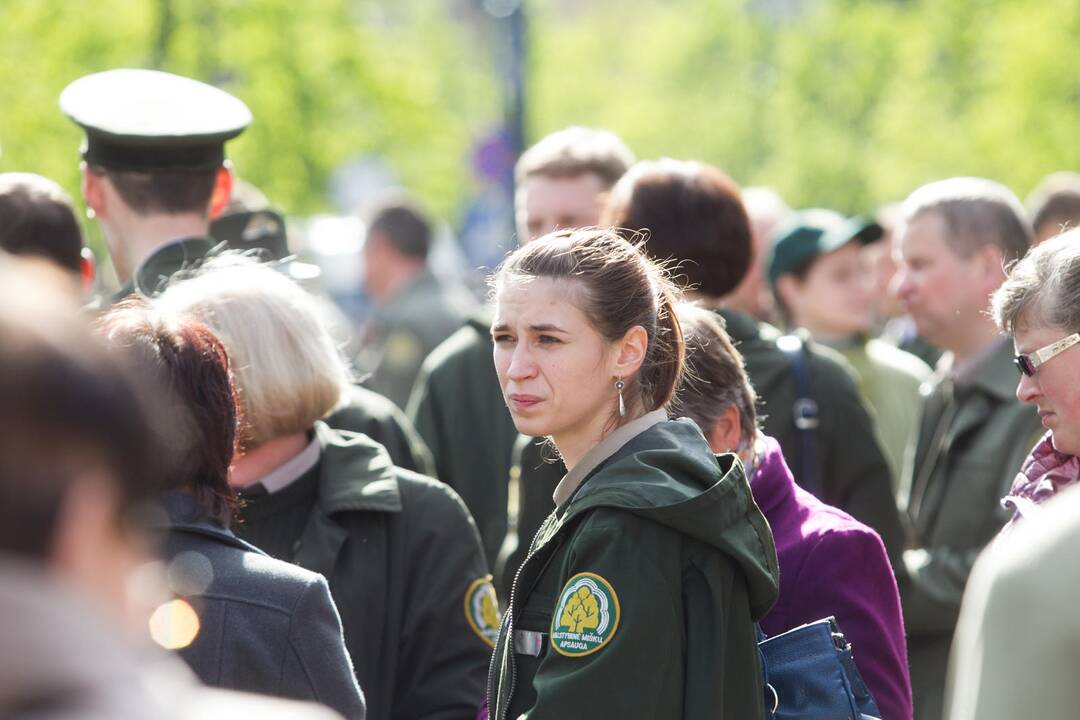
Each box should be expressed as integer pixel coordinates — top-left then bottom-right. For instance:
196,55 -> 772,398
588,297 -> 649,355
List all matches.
893,176 -> 1041,720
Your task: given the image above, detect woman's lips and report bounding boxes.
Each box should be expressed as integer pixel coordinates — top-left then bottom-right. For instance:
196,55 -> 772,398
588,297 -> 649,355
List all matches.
509,393 -> 543,410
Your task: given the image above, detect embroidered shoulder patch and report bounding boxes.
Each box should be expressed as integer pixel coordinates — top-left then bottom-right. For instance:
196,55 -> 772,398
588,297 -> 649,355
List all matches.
464,576 -> 501,648
550,572 -> 620,657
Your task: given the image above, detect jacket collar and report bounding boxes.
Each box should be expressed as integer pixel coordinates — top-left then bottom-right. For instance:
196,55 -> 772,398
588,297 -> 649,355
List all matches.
746,434 -> 796,514
313,420 -> 402,514
553,409 -> 668,509
291,422 -> 402,577
942,336 -> 1017,402
149,491 -> 267,556
133,236 -> 214,298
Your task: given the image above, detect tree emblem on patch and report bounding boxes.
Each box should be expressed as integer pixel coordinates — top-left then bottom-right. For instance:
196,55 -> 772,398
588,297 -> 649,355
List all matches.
550,572 -> 620,657
464,576 -> 501,648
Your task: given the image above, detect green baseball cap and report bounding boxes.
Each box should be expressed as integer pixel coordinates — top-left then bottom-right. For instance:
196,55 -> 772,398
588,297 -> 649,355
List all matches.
767,208 -> 883,287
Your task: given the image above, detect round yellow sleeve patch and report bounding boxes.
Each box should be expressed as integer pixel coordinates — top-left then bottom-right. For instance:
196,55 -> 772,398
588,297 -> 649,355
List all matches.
549,572 -> 620,657
464,575 -> 501,648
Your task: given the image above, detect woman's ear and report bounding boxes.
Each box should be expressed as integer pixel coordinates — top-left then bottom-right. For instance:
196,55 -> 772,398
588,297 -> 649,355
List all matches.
612,324 -> 648,378
706,404 -> 743,454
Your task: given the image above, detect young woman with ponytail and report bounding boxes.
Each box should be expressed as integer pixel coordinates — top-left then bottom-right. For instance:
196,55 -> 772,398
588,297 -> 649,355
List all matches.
485,227 -> 779,719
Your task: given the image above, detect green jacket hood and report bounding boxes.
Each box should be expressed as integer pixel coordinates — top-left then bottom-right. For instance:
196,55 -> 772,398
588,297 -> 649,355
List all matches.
565,418 -> 780,619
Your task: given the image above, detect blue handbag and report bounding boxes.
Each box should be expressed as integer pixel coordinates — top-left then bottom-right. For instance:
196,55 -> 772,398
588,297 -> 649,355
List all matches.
757,616 -> 882,720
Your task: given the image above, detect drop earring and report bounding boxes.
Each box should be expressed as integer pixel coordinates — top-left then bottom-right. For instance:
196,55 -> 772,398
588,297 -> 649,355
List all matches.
615,378 -> 626,417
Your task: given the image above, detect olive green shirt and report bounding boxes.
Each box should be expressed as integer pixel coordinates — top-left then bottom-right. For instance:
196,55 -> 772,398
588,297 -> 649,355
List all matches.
829,337 -> 932,487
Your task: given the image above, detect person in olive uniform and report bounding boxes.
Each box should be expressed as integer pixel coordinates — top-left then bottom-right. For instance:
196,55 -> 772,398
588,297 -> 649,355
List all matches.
892,177 -> 1042,720
99,302 -> 365,719
407,127 -> 635,576
486,228 -> 779,719
356,196 -> 476,410
60,68 -> 249,302
600,159 -> 905,568
157,258 -> 494,720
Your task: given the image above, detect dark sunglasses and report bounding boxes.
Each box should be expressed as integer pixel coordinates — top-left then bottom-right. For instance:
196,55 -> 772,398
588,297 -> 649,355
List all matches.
1014,332 -> 1080,377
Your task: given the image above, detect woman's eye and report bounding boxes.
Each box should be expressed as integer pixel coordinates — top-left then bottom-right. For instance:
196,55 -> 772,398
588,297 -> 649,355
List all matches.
538,335 -> 561,344
493,334 -> 514,344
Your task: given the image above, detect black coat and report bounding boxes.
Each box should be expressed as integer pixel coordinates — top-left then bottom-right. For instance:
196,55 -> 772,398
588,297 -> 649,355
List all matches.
153,492 -> 366,720
238,423 -> 495,720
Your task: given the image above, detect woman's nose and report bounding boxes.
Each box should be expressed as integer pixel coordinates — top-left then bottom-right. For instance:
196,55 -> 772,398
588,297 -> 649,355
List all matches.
507,345 -> 537,381
1016,371 -> 1040,404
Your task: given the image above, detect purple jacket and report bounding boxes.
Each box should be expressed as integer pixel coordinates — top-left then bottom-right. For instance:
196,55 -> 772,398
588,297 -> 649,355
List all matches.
753,435 -> 912,720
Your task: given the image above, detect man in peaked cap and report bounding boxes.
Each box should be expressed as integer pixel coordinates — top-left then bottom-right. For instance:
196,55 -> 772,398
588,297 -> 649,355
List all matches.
60,68 -> 251,302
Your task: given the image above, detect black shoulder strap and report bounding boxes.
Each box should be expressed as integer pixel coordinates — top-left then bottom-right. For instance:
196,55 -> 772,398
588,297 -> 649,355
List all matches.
778,334 -> 822,498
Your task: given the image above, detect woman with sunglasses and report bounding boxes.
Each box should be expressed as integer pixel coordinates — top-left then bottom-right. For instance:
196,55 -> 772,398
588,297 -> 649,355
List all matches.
992,228 -> 1080,528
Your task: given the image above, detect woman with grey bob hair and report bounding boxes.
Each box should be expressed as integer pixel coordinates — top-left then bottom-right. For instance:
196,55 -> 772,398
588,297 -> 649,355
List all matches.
156,256 -> 495,720
991,227 -> 1080,525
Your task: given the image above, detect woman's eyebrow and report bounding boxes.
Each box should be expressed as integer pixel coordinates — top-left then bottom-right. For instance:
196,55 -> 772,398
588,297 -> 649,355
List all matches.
529,323 -> 568,333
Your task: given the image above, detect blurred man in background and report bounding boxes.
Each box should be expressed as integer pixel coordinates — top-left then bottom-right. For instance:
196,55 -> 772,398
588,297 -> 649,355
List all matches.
892,177 -> 1041,720
60,68 -> 249,301
408,127 -> 634,574
356,195 -> 476,409
513,125 -> 635,242
1027,170 -> 1080,244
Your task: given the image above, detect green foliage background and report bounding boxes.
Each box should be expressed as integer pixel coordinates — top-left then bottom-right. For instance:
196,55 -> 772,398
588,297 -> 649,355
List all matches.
1,0 -> 1078,246
528,0 -> 1080,213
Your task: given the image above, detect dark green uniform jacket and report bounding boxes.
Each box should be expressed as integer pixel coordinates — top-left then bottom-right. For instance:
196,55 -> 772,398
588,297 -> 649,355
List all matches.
718,309 -> 904,565
899,340 -> 1040,720
408,316 -> 518,568
489,415 -> 779,720
327,384 -> 435,476
249,422 -> 495,720
109,236 -> 214,304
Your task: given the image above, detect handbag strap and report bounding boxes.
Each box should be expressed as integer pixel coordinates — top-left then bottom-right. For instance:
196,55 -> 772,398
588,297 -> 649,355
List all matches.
755,624 -> 779,719
778,334 -> 822,499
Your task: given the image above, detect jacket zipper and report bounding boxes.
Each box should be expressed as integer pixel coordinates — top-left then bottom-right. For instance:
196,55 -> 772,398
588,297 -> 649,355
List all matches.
488,518 -> 551,720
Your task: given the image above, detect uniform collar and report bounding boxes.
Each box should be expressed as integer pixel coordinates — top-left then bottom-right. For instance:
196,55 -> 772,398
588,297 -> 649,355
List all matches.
941,336 -> 1017,401
314,420 -> 403,513
133,236 -> 213,297
553,409 -> 668,510
257,434 -> 321,494
746,434 -> 796,514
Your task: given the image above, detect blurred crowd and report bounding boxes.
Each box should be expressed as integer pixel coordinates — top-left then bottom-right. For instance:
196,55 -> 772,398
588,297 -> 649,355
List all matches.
4,67 -> 1080,720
